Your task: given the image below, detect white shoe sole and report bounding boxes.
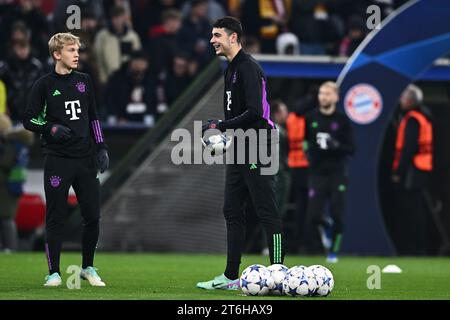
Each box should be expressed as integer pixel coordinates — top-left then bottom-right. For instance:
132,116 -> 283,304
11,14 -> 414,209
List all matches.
81,274 -> 106,287
44,281 -> 62,287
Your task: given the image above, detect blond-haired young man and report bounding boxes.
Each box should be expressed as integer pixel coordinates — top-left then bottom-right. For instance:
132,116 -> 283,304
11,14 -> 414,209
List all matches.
24,33 -> 109,286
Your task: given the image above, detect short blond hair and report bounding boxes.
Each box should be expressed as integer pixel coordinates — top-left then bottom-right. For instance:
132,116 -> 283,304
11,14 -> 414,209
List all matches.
320,81 -> 339,95
48,33 -> 80,60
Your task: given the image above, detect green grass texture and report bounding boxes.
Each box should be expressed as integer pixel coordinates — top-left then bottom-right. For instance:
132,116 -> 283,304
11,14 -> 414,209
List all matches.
0,253 -> 448,300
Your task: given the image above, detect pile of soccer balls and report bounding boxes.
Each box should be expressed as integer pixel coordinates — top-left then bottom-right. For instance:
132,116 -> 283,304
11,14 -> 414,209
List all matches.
240,264 -> 334,297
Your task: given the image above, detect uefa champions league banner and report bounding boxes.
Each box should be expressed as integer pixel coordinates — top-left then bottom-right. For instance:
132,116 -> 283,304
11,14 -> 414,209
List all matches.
336,0 -> 450,254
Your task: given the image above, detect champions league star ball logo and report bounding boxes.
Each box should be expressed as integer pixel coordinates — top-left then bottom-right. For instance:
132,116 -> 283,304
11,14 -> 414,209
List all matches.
344,83 -> 383,125
76,82 -> 86,93
50,176 -> 62,188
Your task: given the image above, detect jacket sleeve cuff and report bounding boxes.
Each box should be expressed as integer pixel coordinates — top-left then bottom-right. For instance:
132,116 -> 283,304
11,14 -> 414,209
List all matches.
96,142 -> 108,151
218,121 -> 227,132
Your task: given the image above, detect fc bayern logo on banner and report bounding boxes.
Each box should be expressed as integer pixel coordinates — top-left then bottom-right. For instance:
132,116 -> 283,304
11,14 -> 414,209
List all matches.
344,83 -> 383,124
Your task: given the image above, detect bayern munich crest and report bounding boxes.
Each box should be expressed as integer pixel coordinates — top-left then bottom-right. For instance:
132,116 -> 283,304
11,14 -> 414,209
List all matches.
344,83 -> 383,124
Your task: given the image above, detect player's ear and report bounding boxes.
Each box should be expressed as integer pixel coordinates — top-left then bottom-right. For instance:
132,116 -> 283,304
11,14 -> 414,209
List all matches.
230,32 -> 237,45
52,50 -> 61,61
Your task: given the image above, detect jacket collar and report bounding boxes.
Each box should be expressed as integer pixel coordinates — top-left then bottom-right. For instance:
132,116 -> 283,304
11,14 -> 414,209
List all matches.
229,49 -> 245,67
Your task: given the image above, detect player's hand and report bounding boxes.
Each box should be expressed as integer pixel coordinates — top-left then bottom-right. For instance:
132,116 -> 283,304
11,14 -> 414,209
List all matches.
327,137 -> 341,150
49,124 -> 72,141
97,148 -> 109,173
202,119 -> 222,133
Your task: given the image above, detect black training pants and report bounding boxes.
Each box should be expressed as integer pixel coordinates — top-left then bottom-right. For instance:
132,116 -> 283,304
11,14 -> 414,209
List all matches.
44,155 -> 100,274
306,171 -> 346,253
223,162 -> 284,278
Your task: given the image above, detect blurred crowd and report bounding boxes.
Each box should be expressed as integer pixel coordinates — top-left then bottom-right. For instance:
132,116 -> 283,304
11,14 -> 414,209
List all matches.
0,0 -> 409,127
1,0 -> 440,255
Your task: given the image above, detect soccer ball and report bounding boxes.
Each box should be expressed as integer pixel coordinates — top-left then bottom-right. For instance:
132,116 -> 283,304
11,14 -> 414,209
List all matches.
240,264 -> 274,296
201,133 -> 232,156
288,265 -> 306,273
267,264 -> 288,295
307,265 -> 334,296
283,265 -> 318,297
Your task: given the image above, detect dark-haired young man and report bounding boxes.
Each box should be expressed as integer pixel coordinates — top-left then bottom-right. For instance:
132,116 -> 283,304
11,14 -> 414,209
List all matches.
197,17 -> 284,290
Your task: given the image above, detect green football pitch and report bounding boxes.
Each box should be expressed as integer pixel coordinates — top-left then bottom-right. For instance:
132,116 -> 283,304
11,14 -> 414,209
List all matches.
0,253 -> 449,300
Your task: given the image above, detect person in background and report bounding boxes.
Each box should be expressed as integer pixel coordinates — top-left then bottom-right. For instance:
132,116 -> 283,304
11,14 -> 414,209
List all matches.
52,0 -> 103,35
0,39 -> 44,122
304,81 -> 355,263
0,113 -> 34,252
102,0 -> 133,23
392,84 -> 433,255
181,0 -> 226,24
163,52 -> 194,106
339,16 -> 366,57
106,50 -> 157,126
147,9 -> 183,77
132,0 -> 181,47
289,0 -> 341,55
241,0 -> 289,54
94,5 -> 142,85
0,41 -> 41,252
72,8 -> 101,55
286,94 -> 312,253
2,21 -> 44,71
284,85 -> 319,254
0,0 -> 49,62
276,32 -> 300,55
271,100 -> 290,219
178,0 -> 215,69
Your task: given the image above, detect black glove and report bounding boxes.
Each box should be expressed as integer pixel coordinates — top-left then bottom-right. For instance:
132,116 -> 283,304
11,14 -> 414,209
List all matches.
97,148 -> 109,173
49,124 -> 72,141
327,137 -> 341,150
202,119 -> 222,133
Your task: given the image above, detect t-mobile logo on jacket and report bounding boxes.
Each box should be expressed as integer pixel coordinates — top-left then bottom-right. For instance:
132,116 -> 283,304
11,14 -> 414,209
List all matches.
226,91 -> 232,111
316,132 -> 331,150
65,100 -> 81,120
